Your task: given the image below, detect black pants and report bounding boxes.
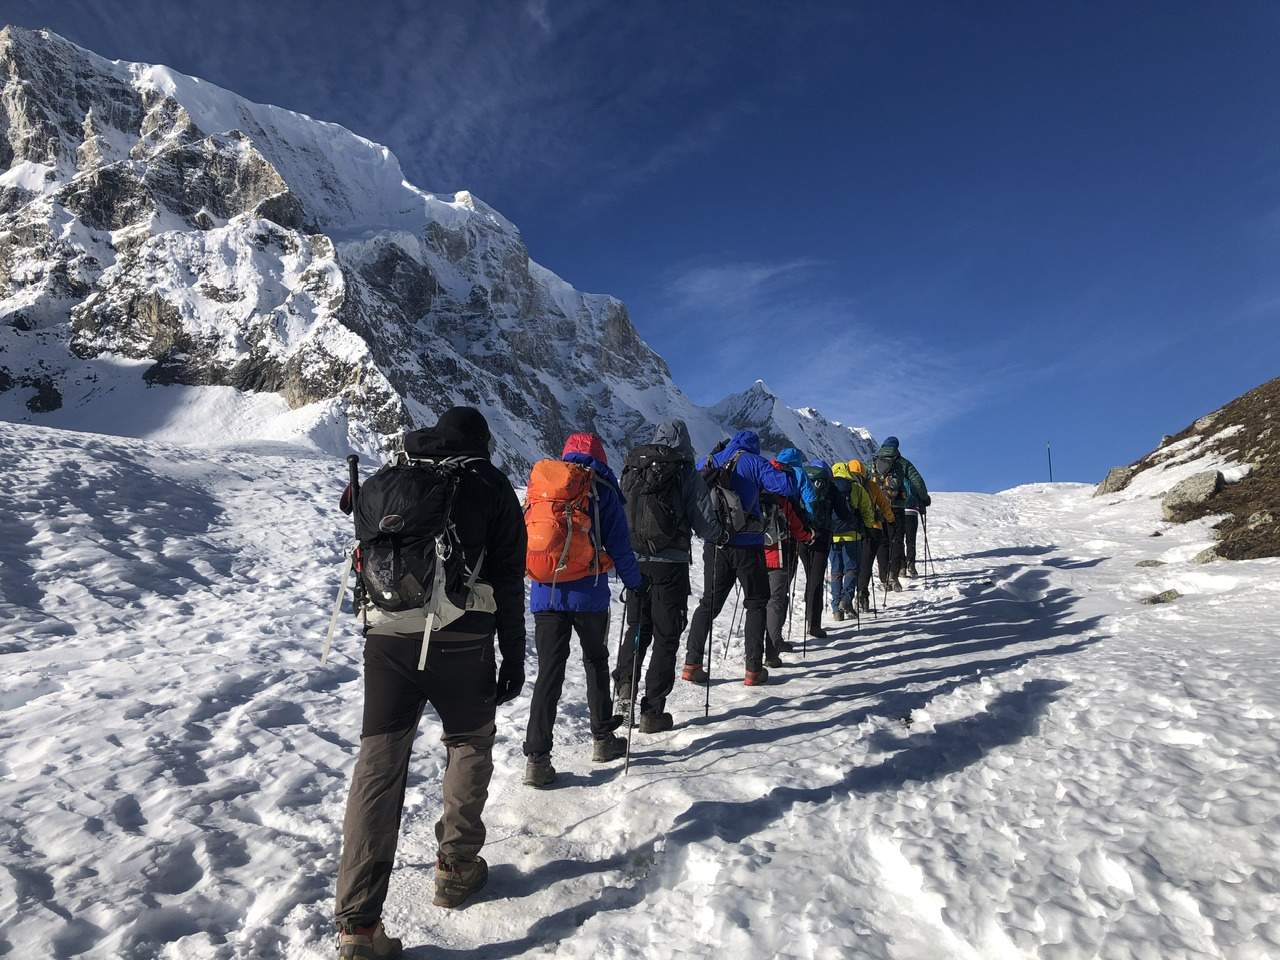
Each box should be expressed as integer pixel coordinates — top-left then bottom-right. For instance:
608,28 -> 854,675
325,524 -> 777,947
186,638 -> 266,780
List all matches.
524,609 -> 615,759
857,528 -> 892,593
798,532 -> 832,633
615,561 -> 691,717
684,542 -> 769,673
335,634 -> 497,927
885,517 -> 906,576
903,510 -> 920,565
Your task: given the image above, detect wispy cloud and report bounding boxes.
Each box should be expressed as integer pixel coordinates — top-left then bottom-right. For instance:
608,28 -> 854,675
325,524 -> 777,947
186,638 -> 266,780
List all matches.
651,258 -> 1031,444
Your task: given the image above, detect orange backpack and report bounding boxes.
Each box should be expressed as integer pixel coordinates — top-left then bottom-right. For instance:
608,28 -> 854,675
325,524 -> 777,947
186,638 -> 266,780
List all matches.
524,459 -> 615,585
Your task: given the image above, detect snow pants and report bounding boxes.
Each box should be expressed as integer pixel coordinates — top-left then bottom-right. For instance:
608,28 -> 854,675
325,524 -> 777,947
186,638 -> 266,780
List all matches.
857,528 -> 892,594
683,542 -> 769,674
903,509 -> 921,566
335,633 -> 497,928
616,560 -> 692,718
798,532 -> 832,634
524,609 -> 616,759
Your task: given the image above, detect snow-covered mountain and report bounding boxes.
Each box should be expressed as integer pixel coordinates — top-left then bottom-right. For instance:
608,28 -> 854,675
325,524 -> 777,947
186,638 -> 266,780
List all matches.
0,26 -> 875,472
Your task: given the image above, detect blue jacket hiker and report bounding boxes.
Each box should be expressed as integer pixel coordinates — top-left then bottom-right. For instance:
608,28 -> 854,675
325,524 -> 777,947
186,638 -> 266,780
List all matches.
682,430 -> 797,686
523,432 -> 642,788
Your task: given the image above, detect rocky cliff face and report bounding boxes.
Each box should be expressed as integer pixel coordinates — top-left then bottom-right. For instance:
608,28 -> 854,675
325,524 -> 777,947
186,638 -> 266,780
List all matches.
0,27 -> 874,473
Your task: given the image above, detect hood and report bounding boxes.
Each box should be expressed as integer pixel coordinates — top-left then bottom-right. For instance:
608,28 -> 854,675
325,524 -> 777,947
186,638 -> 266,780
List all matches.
725,430 -> 761,457
875,442 -> 900,461
808,459 -> 832,473
564,432 -> 609,465
651,419 -> 695,459
831,461 -> 853,480
776,447 -> 805,469
404,425 -> 490,460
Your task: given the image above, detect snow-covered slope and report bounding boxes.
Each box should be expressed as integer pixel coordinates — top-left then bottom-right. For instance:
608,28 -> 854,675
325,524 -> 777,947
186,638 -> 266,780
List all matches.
2,419 -> 1277,959
0,26 -> 874,472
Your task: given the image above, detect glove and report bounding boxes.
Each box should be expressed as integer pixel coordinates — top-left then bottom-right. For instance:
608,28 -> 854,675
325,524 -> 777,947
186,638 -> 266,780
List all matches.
495,660 -> 525,705
619,586 -> 634,604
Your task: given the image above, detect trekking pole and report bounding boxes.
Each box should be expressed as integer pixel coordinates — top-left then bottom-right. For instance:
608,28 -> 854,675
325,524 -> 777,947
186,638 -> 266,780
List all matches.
321,455 -> 361,665
623,598 -> 644,775
723,583 -> 742,660
921,511 -> 935,584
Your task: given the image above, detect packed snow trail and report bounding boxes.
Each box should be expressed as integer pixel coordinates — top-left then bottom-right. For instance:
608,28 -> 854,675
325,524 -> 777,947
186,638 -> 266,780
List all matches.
1,421 -> 1277,959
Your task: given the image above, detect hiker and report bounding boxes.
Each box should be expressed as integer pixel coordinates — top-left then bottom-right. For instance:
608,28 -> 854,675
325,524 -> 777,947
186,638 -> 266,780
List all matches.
797,456 -> 847,638
523,432 -> 642,787
762,464 -> 813,667
681,430 -> 797,687
334,407 -> 528,957
902,462 -> 932,577
851,459 -> 896,612
863,437 -> 930,588
829,461 -> 876,620
613,419 -> 722,733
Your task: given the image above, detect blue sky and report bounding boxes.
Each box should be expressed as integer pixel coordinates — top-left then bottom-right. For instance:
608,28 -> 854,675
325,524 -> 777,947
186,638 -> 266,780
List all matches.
7,1 -> 1279,492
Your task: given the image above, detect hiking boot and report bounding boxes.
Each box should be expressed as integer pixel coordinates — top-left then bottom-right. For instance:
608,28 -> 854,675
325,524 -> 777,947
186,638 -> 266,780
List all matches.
832,608 -> 846,622
681,663 -> 709,684
777,639 -> 795,653
433,855 -> 488,908
906,562 -> 919,578
338,921 -> 403,960
856,591 -> 870,613
744,667 -> 769,686
890,576 -> 903,592
592,732 -> 627,762
808,627 -> 827,639
765,653 -> 783,668
523,756 -> 555,788
614,680 -> 632,707
638,711 -> 674,734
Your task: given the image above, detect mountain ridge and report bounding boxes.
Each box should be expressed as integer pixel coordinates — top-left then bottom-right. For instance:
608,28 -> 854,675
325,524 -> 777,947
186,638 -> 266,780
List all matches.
0,26 -> 876,472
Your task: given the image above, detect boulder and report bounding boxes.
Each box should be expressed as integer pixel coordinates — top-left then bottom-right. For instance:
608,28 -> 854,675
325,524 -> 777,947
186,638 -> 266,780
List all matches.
1095,465 -> 1135,496
1161,470 -> 1223,520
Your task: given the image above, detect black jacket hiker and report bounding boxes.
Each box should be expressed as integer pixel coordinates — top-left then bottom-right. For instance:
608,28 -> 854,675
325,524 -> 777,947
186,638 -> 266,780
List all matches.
335,406 -> 527,938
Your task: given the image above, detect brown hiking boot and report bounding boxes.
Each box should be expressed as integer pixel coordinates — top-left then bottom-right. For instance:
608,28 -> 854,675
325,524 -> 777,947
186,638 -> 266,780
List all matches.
433,855 -> 488,908
592,732 -> 627,762
337,920 -> 403,959
523,756 -> 555,788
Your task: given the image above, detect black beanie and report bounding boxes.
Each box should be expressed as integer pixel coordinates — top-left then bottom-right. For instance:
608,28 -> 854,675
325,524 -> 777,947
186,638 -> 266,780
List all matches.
436,406 -> 492,447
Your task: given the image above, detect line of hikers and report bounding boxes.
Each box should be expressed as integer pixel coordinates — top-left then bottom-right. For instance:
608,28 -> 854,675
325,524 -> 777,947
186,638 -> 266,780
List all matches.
329,407 -> 929,959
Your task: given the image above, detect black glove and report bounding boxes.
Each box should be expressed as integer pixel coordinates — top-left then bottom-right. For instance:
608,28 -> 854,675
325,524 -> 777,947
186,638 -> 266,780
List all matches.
495,660 -> 525,705
619,586 -> 634,604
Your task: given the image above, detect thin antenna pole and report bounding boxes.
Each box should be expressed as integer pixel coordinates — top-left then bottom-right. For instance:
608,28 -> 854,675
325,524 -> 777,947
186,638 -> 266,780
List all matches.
1047,441 -> 1054,483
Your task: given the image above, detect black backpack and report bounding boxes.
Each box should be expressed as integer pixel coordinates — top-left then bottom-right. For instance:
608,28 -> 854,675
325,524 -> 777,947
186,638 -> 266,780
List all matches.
700,449 -> 764,541
351,454 -> 492,657
621,444 -> 689,555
